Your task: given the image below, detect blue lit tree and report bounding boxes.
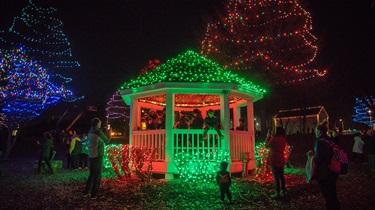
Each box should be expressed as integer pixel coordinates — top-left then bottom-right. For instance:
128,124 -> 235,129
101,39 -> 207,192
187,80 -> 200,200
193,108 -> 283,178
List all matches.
0,0 -> 79,84
0,48 -> 75,158
353,96 -> 374,128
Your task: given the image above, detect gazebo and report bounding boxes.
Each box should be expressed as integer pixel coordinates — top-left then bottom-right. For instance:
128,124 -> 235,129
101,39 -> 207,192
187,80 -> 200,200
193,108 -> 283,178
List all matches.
119,51 -> 266,179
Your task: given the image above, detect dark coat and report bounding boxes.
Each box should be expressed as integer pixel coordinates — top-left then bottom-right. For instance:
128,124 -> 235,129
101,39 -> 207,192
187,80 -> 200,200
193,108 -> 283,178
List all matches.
190,115 -> 204,129
205,116 -> 219,128
40,138 -> 53,159
313,136 -> 339,180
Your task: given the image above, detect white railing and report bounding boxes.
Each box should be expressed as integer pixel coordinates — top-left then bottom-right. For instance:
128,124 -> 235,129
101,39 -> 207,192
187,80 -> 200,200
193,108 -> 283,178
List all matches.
230,131 -> 254,161
132,130 -> 166,160
172,129 -> 223,155
131,129 -> 254,162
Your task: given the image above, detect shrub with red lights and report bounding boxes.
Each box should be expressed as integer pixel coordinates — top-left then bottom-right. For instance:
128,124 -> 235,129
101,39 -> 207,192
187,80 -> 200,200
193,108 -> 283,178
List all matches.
105,144 -> 156,182
255,142 -> 292,180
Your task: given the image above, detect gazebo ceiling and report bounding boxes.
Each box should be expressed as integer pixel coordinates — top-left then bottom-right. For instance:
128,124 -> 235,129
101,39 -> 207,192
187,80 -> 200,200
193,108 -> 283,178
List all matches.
139,94 -> 242,108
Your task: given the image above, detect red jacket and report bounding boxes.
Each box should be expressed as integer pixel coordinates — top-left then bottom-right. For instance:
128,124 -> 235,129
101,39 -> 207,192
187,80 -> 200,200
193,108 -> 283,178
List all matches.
266,135 -> 287,167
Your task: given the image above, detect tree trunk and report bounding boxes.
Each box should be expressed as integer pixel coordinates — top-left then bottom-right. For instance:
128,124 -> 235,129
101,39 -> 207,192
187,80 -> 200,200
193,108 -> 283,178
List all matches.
4,127 -> 18,160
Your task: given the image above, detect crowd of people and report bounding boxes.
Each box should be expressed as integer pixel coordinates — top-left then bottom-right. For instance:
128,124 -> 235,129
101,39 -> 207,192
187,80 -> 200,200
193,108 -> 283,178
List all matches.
64,133 -> 89,171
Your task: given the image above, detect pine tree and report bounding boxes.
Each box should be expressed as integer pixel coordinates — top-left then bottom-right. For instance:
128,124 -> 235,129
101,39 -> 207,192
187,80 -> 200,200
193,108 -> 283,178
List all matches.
0,48 -> 75,158
353,96 -> 374,128
201,0 -> 326,85
106,91 -> 129,120
1,0 -> 79,84
106,91 -> 130,140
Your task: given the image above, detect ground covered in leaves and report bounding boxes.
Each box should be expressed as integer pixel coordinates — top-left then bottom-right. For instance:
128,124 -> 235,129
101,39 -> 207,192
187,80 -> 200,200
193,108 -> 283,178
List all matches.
1,134 -> 374,209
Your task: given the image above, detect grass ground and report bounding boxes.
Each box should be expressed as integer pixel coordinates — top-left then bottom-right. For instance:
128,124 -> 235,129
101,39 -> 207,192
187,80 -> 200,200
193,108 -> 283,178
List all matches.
0,134 -> 374,209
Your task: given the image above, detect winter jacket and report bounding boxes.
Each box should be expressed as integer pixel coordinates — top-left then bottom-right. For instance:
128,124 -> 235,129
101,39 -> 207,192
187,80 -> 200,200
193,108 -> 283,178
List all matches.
205,116 -> 219,129
216,170 -> 231,186
190,115 -> 204,129
40,138 -> 53,159
266,135 -> 287,167
88,127 -> 110,158
352,136 -> 365,154
69,136 -> 82,155
313,136 -> 339,180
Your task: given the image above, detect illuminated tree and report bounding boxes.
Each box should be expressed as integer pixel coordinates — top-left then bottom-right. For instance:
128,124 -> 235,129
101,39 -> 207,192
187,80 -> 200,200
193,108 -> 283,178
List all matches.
353,96 -> 374,127
0,0 -> 79,84
106,91 -> 130,139
138,59 -> 161,76
201,0 -> 326,85
0,48 -> 74,158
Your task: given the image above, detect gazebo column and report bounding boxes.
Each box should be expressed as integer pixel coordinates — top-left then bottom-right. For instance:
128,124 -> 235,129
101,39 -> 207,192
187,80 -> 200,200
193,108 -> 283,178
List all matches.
220,90 -> 230,155
129,97 -> 139,146
246,100 -> 256,170
165,91 -> 175,180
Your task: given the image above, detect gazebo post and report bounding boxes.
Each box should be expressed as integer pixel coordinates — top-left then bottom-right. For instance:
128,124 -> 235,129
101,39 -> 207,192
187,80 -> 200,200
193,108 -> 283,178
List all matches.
165,91 -> 175,180
246,100 -> 256,170
129,97 -> 139,146
220,90 -> 230,158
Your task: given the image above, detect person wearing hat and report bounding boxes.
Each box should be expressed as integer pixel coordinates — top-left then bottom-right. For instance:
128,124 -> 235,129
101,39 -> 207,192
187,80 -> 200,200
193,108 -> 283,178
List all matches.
203,109 -> 224,140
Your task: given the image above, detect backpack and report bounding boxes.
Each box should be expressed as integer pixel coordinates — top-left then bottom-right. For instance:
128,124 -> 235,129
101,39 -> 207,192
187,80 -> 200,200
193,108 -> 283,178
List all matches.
323,139 -> 349,175
219,173 -> 229,183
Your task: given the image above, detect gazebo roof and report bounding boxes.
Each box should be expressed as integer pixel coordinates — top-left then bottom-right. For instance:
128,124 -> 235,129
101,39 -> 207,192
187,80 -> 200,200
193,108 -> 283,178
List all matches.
119,50 -> 266,107
120,50 -> 266,94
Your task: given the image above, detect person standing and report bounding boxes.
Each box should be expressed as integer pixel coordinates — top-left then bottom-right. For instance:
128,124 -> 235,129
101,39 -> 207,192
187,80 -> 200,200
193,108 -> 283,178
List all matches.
363,130 -> 375,172
313,121 -> 340,210
84,118 -> 110,199
216,161 -> 232,203
351,132 -> 365,163
265,127 -> 287,198
80,134 -> 89,169
70,134 -> 82,171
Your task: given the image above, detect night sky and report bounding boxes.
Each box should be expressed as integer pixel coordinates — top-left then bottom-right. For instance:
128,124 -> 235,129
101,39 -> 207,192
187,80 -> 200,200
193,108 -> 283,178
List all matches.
1,0 -> 374,126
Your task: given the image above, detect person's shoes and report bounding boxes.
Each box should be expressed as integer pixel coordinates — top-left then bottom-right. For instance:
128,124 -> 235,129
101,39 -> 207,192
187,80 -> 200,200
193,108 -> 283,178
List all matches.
270,193 -> 279,198
85,167 -> 88,169
280,190 -> 285,197
78,167 -> 82,169
91,195 -> 104,200
83,194 -> 90,198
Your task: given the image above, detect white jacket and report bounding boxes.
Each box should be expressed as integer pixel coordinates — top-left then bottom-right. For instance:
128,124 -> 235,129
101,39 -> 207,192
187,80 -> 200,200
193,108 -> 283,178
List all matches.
352,136 -> 365,154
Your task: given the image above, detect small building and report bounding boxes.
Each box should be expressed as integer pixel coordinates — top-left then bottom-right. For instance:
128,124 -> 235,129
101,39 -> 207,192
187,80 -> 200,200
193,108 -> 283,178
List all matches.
273,106 -> 329,134
119,50 -> 266,179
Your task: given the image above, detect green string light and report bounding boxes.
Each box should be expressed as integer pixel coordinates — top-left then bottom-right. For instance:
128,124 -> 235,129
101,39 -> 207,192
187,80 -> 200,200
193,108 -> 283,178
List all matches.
120,50 -> 266,94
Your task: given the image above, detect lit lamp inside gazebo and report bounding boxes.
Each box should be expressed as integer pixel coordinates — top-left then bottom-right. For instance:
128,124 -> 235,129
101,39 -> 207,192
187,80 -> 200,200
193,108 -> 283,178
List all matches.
119,51 -> 266,179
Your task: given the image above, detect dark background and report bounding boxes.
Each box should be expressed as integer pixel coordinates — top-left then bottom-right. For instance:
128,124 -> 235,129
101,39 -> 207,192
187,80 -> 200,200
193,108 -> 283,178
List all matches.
1,0 -> 374,129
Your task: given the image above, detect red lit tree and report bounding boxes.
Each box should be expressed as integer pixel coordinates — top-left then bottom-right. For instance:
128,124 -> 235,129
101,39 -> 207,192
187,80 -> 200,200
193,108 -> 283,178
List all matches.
201,0 -> 326,85
138,59 -> 161,76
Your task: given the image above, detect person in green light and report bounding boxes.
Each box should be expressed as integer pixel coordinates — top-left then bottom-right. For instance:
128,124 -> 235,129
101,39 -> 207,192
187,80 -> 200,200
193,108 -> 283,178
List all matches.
84,118 -> 110,199
216,161 -> 232,203
37,131 -> 55,174
203,109 -> 224,141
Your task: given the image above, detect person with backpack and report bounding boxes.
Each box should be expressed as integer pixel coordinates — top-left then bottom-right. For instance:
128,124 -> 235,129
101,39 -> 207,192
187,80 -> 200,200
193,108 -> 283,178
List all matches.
266,127 -> 287,198
313,121 -> 340,210
216,161 -> 232,203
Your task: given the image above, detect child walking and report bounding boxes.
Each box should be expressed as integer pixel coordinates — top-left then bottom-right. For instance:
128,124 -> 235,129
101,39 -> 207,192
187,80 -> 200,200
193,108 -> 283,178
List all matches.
216,161 -> 232,203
